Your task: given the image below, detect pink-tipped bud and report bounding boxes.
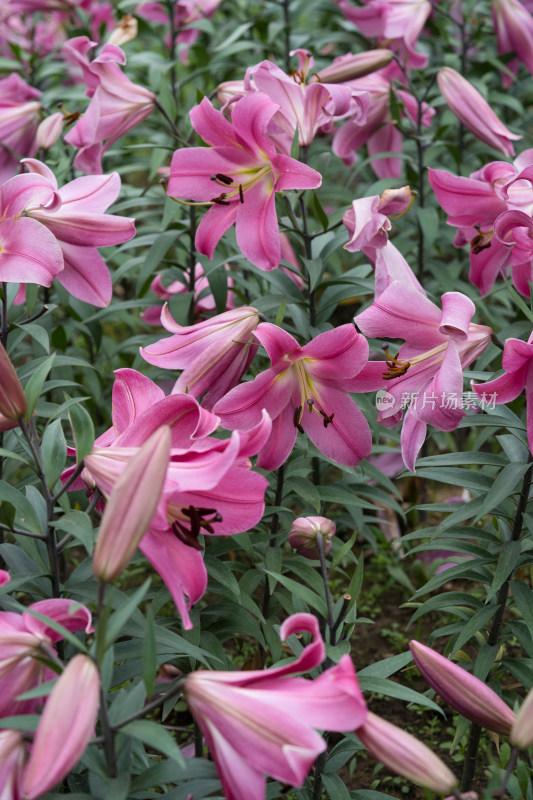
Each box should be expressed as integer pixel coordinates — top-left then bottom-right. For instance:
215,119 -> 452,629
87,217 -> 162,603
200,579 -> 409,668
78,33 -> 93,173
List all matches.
21,654 -> 100,799
35,112 -> 63,150
410,640 -> 516,734
0,343 -> 27,423
312,50 -> 393,83
437,67 -> 521,157
510,685 -> 533,749
288,516 -> 336,559
0,570 -> 10,586
357,711 -> 458,794
91,426 -> 171,582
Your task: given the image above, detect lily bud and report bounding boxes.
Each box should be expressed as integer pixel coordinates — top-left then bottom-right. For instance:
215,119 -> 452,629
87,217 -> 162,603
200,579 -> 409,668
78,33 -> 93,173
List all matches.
35,112 -> 63,150
0,343 -> 27,423
510,685 -> 533,749
289,516 -> 336,559
437,67 -> 521,157
312,50 -> 394,83
91,425 -> 171,582
410,640 -> 516,734
21,654 -> 100,799
357,711 -> 457,794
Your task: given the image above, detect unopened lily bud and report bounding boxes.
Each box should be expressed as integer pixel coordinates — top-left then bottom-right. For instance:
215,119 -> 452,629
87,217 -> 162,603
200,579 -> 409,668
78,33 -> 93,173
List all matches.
357,711 -> 458,794
289,516 -> 336,559
510,685 -> 533,749
35,112 -> 63,150
437,67 -> 521,157
312,49 -> 393,84
91,426 -> 171,582
215,79 -> 246,107
410,640 -> 516,734
21,654 -> 100,799
0,343 -> 27,423
108,14 -> 138,46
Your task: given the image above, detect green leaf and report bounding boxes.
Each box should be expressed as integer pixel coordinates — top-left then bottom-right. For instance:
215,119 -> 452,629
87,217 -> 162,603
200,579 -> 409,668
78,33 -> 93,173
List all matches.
476,462 -> 531,520
0,501 -> 15,530
24,354 -> 55,418
136,230 -> 179,294
274,294 -> 287,327
357,676 -> 442,713
0,481 -> 42,532
41,419 -> 67,487
51,511 -> 94,555
0,715 -> 39,732
68,401 -> 95,463
120,719 -> 185,766
510,580 -> 533,632
310,191 -> 329,232
322,773 -> 351,800
451,605 -> 498,653
285,476 -> 321,513
358,650 -> 413,678
346,557 -> 364,613
330,529 -> 358,570
302,257 -> 324,292
486,541 -> 521,602
105,579 -> 151,650
264,570 -> 327,616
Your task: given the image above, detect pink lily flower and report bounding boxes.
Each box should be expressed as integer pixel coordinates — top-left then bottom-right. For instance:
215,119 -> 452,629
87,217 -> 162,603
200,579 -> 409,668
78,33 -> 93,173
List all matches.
472,331 -> 533,452
0,570 -> 10,586
244,50 -> 357,150
65,368 -> 270,627
141,262 -> 235,326
0,599 -> 92,718
184,613 -> 368,800
338,0 -> 432,68
0,74 -> 41,183
213,322 -> 372,470
332,63 -> 434,178
140,306 -> 261,410
84,410 -> 271,628
438,68 -> 521,157
350,257 -> 492,471
64,37 -> 155,174
357,712 -> 457,793
410,640 -> 516,734
21,654 -> 100,799
428,150 -> 533,296
20,158 -> 135,305
492,0 -> 533,85
343,185 -> 415,258
167,93 -> 322,271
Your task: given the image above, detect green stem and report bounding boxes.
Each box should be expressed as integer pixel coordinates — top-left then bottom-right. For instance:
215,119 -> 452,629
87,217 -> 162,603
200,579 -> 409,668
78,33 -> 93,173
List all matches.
261,464 -> 285,625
